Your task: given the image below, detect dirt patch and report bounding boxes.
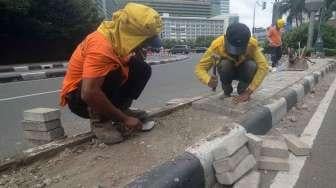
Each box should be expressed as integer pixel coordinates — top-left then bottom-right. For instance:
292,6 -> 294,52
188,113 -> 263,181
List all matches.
0,108 -> 232,188
259,72 -> 336,188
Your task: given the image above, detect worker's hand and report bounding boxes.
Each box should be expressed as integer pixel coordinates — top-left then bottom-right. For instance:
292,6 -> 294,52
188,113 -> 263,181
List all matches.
123,116 -> 143,132
233,89 -> 253,104
208,76 -> 218,90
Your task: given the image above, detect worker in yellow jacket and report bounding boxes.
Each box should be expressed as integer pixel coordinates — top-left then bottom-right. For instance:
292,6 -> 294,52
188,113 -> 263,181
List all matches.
195,23 -> 268,103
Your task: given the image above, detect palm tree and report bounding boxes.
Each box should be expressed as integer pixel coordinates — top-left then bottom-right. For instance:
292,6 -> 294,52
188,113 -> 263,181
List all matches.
278,0 -> 307,27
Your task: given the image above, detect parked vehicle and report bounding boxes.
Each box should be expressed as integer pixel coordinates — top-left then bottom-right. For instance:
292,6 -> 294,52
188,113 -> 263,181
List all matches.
194,47 -> 207,53
170,45 -> 191,54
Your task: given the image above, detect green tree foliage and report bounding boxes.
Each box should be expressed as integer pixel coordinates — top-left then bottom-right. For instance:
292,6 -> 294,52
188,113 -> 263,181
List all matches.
283,23 -> 336,55
0,0 -> 102,63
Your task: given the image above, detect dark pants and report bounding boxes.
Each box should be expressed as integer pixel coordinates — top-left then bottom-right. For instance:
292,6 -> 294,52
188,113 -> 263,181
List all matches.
271,46 -> 282,67
67,57 -> 152,119
217,59 -> 257,96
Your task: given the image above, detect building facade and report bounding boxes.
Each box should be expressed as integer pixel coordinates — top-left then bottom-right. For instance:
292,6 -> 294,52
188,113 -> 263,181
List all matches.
161,14 -> 238,40
253,27 -> 267,42
211,0 -> 230,15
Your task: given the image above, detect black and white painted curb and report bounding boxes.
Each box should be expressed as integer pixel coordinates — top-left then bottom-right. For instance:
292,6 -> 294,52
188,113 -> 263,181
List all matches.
0,62 -> 68,73
0,56 -> 190,83
127,62 -> 336,188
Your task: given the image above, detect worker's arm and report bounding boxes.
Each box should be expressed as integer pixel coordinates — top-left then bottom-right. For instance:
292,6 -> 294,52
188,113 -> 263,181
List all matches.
248,47 -> 269,91
81,77 -> 142,130
195,46 -> 216,88
266,28 -> 275,47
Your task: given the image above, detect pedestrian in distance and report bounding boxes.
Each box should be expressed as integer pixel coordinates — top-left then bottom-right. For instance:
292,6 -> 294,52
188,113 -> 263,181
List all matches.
195,23 -> 269,103
267,18 -> 285,72
60,3 -> 162,145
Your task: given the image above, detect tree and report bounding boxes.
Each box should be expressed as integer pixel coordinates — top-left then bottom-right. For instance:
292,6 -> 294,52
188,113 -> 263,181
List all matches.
322,0 -> 336,21
278,0 -> 307,27
0,0 -> 103,64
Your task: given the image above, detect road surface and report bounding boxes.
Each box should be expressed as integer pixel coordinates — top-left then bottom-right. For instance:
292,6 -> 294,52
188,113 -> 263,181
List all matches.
0,54 -> 211,159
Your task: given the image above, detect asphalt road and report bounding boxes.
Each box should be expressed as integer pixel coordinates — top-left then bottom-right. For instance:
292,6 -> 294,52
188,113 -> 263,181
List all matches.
294,92 -> 336,188
0,54 -> 212,159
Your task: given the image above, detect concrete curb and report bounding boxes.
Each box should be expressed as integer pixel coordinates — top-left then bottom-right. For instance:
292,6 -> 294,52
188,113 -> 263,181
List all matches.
0,56 -> 190,83
127,61 -> 336,188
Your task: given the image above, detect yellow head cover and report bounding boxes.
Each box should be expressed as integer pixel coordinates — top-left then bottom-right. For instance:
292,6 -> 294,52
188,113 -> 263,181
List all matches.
276,19 -> 285,29
97,3 -> 162,57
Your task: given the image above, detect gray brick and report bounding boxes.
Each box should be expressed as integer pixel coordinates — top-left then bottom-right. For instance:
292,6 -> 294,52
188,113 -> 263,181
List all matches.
24,127 -> 65,141
216,155 -> 256,185
213,146 -> 250,173
282,134 -> 310,156
23,108 -> 60,122
246,133 -> 262,161
233,171 -> 260,188
22,119 -> 61,131
213,128 -> 248,160
261,137 -> 289,159
258,156 -> 289,171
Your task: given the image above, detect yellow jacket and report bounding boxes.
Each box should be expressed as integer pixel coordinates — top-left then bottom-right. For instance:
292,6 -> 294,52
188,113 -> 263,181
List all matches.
195,35 -> 268,91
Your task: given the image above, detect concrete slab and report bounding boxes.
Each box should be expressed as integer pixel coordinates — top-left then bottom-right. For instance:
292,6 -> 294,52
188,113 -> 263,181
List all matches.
233,171 -> 260,188
22,119 -> 62,132
258,156 -> 289,171
261,137 -> 289,159
215,155 -> 256,185
246,133 -> 262,161
282,134 -> 310,156
24,127 -> 65,141
213,146 -> 250,173
212,128 -> 248,160
23,108 -> 60,122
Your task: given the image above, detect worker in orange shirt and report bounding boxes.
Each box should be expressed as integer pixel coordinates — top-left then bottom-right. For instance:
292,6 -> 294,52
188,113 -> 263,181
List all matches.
267,19 -> 285,71
60,3 -> 162,145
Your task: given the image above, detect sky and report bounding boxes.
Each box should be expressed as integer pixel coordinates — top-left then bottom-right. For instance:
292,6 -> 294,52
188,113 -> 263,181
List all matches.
230,0 -> 275,30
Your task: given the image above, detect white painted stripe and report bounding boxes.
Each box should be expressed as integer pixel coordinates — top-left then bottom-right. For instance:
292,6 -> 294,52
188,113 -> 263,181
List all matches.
0,90 -> 60,102
270,77 -> 336,188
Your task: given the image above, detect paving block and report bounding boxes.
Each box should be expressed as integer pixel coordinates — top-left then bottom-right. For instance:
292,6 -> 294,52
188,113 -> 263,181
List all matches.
261,137 -> 289,159
213,146 -> 250,173
258,156 -> 289,171
216,155 -> 256,185
21,72 -> 46,80
282,134 -> 310,156
233,171 -> 260,188
23,108 -> 60,122
24,127 -> 65,141
213,129 -> 248,160
22,119 -> 61,132
246,133 -> 262,161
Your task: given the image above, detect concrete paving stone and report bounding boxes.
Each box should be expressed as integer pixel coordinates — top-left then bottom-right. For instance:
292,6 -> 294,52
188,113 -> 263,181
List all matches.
261,137 -> 289,159
213,129 -> 248,160
233,171 -> 260,188
265,98 -> 287,125
24,127 -> 65,141
282,134 -> 310,156
291,84 -> 305,102
22,119 -> 62,132
215,155 -> 256,185
23,108 -> 60,122
213,146 -> 250,173
313,71 -> 321,83
13,66 -> 29,72
246,133 -> 262,161
258,156 -> 289,171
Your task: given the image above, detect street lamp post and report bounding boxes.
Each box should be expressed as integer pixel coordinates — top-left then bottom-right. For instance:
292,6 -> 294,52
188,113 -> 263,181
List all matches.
252,0 -> 267,35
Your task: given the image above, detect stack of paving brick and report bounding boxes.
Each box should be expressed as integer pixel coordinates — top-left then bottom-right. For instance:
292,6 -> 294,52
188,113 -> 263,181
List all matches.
23,108 -> 65,145
212,131 -> 261,188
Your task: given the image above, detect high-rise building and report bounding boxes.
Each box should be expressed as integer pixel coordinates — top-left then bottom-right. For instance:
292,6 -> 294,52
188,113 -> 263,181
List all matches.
211,0 -> 230,16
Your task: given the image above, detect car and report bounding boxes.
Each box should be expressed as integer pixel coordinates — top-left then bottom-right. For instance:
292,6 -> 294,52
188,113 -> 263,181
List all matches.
194,47 -> 207,53
170,45 -> 191,54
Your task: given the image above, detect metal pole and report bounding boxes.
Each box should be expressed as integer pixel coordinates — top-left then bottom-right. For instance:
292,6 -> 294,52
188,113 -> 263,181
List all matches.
307,11 -> 316,50
253,1 -> 256,35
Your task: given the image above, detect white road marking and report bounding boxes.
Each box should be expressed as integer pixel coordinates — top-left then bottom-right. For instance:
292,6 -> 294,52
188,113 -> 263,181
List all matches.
270,77 -> 336,188
0,90 -> 60,102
